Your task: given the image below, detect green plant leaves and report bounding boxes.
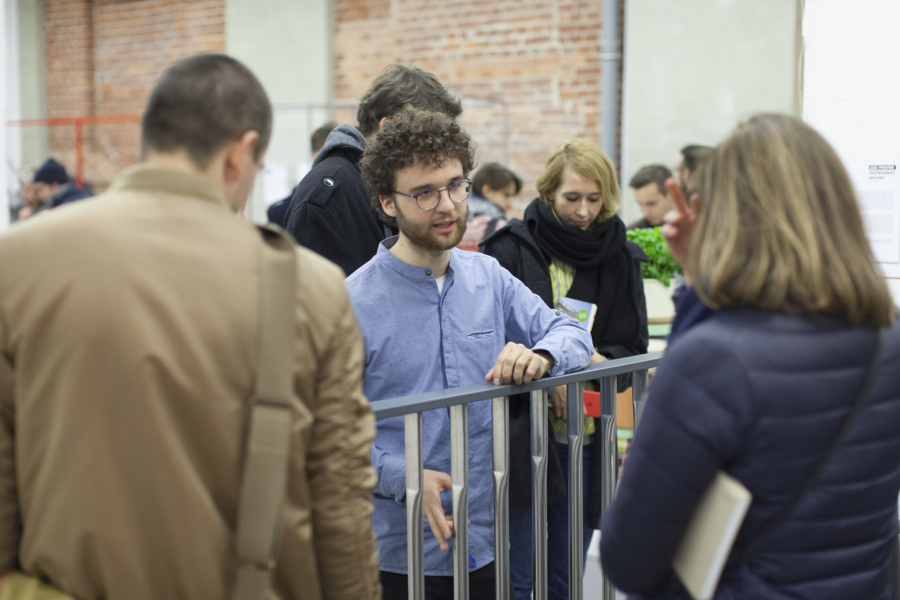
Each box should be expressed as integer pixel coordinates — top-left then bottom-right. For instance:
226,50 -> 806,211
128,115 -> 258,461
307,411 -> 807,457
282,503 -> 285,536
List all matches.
625,227 -> 683,287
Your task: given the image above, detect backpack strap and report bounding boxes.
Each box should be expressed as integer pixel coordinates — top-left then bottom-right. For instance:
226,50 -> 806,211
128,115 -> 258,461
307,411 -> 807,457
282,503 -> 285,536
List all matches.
231,225 -> 297,600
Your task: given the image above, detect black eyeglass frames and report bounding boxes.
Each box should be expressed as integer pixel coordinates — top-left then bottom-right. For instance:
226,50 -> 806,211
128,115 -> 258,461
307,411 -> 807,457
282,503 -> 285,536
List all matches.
392,179 -> 473,211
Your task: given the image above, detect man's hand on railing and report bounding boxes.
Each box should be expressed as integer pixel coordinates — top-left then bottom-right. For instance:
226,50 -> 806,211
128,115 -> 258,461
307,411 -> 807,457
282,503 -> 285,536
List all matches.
423,469 -> 454,552
485,343 -> 554,386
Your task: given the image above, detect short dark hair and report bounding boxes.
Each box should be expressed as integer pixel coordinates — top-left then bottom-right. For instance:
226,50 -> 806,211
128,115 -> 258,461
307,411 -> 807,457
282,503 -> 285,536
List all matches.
628,164 -> 672,195
472,163 -> 522,197
360,106 -> 475,227
311,121 -> 337,155
680,144 -> 713,173
356,65 -> 462,137
141,53 -> 272,169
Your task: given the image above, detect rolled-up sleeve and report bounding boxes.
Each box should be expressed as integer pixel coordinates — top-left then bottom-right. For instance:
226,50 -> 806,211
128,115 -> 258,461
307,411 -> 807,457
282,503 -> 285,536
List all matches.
497,263 -> 594,375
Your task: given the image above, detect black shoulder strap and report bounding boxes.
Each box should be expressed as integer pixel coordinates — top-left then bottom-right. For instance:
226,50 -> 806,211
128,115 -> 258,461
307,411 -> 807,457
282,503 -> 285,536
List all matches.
735,328 -> 884,565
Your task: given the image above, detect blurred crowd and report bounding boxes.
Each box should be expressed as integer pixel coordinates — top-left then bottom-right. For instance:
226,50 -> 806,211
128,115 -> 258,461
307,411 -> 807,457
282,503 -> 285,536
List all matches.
0,54 -> 898,600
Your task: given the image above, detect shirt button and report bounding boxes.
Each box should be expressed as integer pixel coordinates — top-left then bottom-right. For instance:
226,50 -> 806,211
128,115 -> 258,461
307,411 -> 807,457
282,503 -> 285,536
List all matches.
425,269 -> 432,276
323,177 -> 335,187
555,310 -> 561,316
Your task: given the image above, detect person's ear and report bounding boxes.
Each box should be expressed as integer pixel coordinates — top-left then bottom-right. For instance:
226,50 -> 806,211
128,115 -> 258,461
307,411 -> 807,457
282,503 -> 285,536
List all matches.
380,194 -> 396,218
223,130 -> 261,183
378,116 -> 389,130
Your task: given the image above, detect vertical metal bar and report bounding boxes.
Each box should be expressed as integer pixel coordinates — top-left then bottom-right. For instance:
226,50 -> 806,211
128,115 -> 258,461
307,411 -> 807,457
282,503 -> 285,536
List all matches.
451,404 -> 469,600
492,396 -> 511,600
531,388 -> 549,600
567,382 -> 585,600
74,120 -> 84,189
632,368 -> 648,433
599,376 -> 617,600
405,413 -> 425,600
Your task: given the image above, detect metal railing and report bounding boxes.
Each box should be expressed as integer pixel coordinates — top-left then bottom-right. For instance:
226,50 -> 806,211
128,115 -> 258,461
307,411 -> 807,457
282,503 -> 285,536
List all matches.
371,351 -> 664,600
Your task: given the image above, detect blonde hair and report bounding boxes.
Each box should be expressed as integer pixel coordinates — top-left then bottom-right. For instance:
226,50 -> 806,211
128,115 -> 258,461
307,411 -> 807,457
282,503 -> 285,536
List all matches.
536,139 -> 620,228
691,113 -> 895,327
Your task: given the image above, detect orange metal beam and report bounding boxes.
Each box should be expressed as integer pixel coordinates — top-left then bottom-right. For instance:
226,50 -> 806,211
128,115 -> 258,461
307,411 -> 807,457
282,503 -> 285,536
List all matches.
6,114 -> 142,187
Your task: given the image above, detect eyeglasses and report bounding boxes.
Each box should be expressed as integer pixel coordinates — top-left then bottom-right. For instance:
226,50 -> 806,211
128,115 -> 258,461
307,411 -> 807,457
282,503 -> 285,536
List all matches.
393,179 -> 472,211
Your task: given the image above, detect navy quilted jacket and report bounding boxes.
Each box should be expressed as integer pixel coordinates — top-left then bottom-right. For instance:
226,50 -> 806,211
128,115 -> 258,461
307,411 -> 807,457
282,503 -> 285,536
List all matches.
601,309 -> 900,599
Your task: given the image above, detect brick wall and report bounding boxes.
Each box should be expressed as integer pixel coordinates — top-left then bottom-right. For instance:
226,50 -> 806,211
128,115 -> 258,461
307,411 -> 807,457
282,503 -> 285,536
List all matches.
44,0 -> 225,190
335,0 -> 620,218
44,0 -> 94,181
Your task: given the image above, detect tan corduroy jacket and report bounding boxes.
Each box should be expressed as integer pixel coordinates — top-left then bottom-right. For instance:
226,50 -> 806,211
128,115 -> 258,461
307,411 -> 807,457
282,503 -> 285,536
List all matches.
0,164 -> 381,600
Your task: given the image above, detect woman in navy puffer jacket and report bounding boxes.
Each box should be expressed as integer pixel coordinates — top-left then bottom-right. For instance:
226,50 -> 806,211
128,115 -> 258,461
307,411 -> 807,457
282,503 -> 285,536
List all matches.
600,114 -> 900,599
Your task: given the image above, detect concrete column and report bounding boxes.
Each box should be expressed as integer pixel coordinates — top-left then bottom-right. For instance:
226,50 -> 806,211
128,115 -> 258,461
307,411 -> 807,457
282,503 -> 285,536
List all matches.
803,0 -> 900,301
17,0 -> 47,168
2,0 -> 10,230
619,0 -> 799,225
226,0 -> 334,223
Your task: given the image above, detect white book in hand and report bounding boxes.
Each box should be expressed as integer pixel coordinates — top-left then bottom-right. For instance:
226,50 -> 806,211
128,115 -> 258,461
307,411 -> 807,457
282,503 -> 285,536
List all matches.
672,471 -> 752,600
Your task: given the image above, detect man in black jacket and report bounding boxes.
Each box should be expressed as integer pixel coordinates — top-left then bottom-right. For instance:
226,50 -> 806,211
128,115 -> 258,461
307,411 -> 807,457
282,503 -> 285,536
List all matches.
284,65 -> 462,276
33,158 -> 92,208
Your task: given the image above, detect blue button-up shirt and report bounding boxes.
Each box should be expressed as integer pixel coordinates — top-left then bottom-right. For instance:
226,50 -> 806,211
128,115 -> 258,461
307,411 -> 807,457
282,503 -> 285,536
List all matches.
346,239 -> 593,575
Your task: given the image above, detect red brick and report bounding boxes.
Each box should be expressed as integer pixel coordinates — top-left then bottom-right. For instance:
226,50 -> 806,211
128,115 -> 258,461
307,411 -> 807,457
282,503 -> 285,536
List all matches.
44,0 -> 225,190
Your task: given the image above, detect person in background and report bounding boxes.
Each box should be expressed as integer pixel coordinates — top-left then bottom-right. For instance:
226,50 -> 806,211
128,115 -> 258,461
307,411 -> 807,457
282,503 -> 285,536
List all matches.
11,167 -> 44,222
32,158 -> 92,208
601,114 -> 900,600
267,121 -> 337,227
481,138 -> 648,600
674,144 -> 712,198
468,162 -> 522,220
627,164 -> 673,230
0,53 -> 380,600
458,162 -> 522,251
349,106 -> 593,600
285,64 -> 462,275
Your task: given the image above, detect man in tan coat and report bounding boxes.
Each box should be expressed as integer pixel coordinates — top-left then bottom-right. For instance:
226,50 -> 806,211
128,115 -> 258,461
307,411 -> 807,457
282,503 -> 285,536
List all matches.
0,54 -> 380,599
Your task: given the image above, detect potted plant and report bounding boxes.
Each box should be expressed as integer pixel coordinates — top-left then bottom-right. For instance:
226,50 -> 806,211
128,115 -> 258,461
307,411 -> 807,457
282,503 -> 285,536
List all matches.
625,227 -> 683,322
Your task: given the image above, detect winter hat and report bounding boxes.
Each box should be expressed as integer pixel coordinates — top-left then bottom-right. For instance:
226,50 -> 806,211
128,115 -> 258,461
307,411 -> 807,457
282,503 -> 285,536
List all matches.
33,158 -> 68,184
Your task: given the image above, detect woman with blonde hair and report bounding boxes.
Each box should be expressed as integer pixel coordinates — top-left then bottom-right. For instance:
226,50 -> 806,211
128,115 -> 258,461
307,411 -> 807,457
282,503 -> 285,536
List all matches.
481,139 -> 648,599
601,114 -> 900,599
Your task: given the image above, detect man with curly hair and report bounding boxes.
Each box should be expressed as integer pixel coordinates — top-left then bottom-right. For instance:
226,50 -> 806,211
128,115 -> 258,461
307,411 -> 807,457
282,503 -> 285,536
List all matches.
284,64 -> 462,276
346,106 -> 594,599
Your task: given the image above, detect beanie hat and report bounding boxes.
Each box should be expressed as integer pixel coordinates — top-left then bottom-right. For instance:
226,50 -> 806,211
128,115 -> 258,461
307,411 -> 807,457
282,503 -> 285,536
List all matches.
33,158 -> 68,184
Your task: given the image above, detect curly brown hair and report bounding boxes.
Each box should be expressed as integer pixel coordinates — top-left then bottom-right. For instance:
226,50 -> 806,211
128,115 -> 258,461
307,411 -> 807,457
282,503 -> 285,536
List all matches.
360,106 -> 475,227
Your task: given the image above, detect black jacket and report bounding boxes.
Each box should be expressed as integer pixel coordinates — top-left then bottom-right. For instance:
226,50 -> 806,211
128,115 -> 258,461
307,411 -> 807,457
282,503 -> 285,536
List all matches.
603,311 -> 900,600
50,184 -> 92,208
284,125 -> 392,276
481,206 -> 648,524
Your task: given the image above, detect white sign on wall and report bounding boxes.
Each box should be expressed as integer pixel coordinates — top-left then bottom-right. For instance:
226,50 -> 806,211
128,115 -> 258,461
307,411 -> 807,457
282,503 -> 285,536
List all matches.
849,162 -> 900,264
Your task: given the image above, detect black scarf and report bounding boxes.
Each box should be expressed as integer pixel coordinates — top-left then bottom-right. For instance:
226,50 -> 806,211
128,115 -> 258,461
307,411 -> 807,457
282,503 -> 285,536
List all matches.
524,199 -> 644,359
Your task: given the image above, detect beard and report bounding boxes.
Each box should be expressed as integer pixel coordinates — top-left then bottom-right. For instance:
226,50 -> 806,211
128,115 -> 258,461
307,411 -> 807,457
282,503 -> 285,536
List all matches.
394,202 -> 468,251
